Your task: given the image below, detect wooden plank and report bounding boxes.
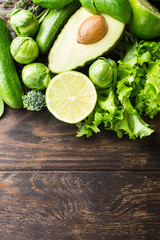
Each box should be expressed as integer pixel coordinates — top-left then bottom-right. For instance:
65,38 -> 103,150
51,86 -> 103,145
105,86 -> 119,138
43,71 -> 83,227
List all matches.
0,171 -> 160,240
0,107 -> 160,171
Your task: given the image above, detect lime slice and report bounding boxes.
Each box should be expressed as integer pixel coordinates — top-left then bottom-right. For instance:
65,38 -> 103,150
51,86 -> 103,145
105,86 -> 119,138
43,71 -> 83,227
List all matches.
128,0 -> 160,39
46,71 -> 97,124
0,96 -> 4,117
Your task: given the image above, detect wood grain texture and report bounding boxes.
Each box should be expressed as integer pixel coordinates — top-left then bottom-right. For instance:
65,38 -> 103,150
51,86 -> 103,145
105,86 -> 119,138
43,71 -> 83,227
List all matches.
0,107 -> 160,170
0,171 -> 160,240
0,2 -> 160,240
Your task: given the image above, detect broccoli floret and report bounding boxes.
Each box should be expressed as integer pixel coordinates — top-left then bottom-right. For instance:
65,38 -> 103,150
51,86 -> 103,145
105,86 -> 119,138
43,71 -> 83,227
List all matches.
22,90 -> 46,111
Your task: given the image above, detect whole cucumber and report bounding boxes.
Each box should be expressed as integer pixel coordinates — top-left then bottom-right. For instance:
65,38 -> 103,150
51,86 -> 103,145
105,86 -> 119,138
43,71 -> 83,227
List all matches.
36,0 -> 80,55
33,0 -> 73,10
0,18 -> 24,109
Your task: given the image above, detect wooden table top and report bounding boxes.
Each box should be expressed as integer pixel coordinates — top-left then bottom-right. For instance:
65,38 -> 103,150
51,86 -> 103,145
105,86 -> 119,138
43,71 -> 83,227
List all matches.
0,1 -> 160,240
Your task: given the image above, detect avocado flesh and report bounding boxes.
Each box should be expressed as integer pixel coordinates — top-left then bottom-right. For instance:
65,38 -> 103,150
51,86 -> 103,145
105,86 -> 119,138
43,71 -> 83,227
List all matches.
49,8 -> 125,73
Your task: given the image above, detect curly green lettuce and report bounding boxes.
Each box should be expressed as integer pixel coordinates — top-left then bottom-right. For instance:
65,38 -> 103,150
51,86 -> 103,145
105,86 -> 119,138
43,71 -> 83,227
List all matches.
76,87 -> 153,139
136,60 -> 160,118
119,40 -> 160,118
76,40 -> 160,139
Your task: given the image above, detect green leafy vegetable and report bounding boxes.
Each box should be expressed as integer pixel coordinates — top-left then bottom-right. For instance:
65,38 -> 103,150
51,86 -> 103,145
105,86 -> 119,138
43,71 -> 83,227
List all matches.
77,39 -> 160,139
79,0 -> 97,14
119,40 -> 160,119
22,90 -> 46,111
76,86 -> 153,139
79,0 -> 132,23
136,60 -> 160,118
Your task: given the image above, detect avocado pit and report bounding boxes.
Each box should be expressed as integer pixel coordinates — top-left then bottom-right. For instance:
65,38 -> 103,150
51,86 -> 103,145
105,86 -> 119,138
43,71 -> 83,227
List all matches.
77,15 -> 108,44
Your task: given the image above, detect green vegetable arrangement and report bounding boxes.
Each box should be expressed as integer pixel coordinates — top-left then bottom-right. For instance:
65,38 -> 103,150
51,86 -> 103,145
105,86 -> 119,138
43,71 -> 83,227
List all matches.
77,40 -> 160,139
0,0 -> 160,140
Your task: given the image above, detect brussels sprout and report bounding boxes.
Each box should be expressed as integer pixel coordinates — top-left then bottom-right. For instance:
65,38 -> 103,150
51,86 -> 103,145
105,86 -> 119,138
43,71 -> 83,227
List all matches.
9,9 -> 39,37
22,63 -> 51,90
89,57 -> 117,88
10,36 -> 39,64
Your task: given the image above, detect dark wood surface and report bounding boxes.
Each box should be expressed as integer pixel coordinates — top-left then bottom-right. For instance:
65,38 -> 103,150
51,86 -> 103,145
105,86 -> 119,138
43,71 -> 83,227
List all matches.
1,171 -> 160,240
0,1 -> 160,240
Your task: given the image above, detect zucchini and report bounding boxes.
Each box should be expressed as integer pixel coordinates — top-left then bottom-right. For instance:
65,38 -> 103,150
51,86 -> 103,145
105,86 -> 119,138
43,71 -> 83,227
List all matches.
0,18 -> 24,109
36,0 -> 80,55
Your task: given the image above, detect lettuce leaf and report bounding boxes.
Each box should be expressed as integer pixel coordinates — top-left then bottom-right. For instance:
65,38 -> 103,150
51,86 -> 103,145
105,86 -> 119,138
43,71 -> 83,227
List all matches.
76,87 -> 153,139
119,40 -> 160,118
136,60 -> 160,118
76,40 -> 159,139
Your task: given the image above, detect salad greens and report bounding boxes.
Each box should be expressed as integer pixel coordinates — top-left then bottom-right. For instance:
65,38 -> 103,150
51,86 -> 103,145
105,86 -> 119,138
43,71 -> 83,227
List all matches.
76,39 -> 160,139
119,40 -> 160,119
136,60 -> 160,118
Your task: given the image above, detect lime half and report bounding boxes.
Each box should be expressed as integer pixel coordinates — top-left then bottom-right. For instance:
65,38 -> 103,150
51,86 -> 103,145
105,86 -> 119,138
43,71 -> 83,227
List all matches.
46,71 -> 97,124
128,0 -> 160,39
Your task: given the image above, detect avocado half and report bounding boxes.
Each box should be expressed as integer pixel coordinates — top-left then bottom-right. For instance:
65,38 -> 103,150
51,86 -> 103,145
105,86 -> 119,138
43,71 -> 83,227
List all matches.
48,8 -> 125,73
